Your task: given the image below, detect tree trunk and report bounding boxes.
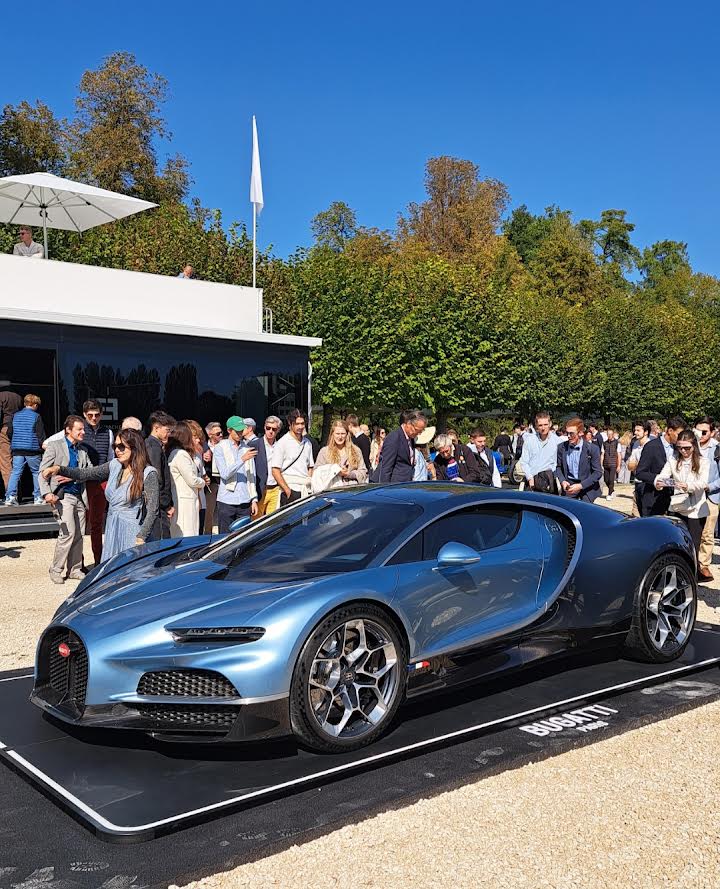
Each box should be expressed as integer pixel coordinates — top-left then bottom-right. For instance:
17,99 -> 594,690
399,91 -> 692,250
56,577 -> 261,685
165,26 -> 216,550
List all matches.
436,408 -> 451,434
321,403 -> 333,444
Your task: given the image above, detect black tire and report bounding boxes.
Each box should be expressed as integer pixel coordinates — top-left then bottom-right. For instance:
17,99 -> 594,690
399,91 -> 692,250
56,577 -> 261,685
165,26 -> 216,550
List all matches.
623,553 -> 697,663
289,603 -> 407,753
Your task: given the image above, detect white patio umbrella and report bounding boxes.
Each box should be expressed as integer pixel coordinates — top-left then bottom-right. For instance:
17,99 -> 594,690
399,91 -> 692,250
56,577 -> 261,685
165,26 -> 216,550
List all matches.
0,172 -> 157,258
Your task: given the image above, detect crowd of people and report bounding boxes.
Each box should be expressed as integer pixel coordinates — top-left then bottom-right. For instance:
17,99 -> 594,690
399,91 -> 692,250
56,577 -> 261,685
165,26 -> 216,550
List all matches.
0,390 -> 718,584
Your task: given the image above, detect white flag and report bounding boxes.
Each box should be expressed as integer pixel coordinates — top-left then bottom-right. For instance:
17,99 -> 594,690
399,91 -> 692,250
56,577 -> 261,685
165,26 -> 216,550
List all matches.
250,115 -> 264,213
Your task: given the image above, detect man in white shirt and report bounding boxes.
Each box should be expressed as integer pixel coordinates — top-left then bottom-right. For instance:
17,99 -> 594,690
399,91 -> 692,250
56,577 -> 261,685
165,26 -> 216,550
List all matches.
272,409 -> 314,506
520,411 -> 565,493
695,416 -> 718,581
13,226 -> 44,258
257,415 -> 282,516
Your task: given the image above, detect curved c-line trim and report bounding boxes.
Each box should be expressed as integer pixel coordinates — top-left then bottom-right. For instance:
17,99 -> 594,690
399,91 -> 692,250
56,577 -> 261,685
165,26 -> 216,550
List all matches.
380,495 -> 584,658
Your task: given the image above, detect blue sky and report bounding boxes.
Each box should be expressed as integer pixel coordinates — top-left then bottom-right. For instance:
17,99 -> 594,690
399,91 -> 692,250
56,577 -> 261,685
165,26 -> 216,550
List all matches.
2,1 -> 719,273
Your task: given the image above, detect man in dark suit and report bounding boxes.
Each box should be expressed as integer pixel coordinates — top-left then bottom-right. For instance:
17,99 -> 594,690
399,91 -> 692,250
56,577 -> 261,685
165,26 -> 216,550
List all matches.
555,417 -> 603,503
634,417 -> 685,516
243,418 -> 267,504
346,414 -> 372,473
377,409 -> 427,483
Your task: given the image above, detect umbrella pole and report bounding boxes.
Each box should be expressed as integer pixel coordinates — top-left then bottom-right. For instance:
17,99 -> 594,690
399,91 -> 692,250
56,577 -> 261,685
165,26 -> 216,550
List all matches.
43,211 -> 48,259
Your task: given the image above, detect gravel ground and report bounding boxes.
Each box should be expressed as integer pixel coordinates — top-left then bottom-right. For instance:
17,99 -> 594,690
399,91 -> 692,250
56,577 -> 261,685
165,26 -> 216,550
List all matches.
2,486 -> 719,887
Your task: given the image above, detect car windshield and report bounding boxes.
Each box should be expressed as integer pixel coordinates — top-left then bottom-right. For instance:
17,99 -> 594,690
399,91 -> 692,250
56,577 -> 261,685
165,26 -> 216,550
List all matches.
203,497 -> 422,580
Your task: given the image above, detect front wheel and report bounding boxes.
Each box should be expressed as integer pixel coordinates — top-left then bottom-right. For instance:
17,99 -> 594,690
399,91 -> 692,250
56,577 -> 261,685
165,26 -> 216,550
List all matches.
624,554 -> 697,662
289,604 -> 407,753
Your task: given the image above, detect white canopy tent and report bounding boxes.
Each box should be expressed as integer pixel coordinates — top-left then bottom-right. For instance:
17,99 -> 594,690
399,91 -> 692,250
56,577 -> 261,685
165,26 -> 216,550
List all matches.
0,172 -> 157,257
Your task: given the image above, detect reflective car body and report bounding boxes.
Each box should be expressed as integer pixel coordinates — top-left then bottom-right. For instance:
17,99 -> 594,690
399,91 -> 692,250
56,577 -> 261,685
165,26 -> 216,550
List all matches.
32,484 -> 696,744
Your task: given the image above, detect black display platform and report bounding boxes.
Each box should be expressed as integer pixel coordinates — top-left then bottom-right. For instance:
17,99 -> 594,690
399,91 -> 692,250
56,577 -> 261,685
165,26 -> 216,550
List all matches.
2,628 -> 719,844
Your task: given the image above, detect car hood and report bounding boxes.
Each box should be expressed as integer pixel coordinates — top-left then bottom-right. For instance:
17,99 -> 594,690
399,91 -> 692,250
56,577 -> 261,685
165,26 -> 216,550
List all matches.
68,559 -> 317,630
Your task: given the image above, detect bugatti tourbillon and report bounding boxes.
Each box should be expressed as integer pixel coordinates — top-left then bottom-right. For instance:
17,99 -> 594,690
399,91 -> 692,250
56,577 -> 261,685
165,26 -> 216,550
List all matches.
32,484 -> 697,752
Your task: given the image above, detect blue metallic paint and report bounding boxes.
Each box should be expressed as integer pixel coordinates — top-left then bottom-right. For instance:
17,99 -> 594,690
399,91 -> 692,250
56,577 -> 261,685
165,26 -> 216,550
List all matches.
35,483 -> 696,741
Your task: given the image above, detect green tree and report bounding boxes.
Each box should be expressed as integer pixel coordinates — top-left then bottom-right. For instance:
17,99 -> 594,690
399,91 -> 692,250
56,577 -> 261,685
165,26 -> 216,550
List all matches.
638,240 -> 692,301
0,100 -> 67,176
578,209 -> 638,284
68,51 -> 189,202
530,216 -> 604,305
502,204 -> 570,264
310,201 -> 357,252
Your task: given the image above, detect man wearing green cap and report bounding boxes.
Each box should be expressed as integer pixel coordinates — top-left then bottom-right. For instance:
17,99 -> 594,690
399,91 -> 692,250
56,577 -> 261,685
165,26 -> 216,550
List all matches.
214,416 -> 259,532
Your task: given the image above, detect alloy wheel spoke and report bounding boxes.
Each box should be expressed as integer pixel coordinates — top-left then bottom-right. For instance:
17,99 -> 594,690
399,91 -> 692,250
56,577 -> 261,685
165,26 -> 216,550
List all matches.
309,617 -> 399,739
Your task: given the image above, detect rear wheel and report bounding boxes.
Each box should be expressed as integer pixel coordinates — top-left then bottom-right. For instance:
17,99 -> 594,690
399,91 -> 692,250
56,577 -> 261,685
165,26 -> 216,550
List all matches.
289,604 -> 407,753
624,554 -> 696,662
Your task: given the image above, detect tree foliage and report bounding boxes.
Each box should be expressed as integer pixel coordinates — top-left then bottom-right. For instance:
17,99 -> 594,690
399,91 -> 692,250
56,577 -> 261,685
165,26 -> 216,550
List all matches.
68,51 -> 189,202
0,100 -> 67,177
2,57 -> 720,425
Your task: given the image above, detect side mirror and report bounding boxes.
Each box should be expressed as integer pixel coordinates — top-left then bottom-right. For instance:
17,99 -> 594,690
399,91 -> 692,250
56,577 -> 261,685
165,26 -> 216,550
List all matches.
436,541 -> 482,568
229,516 -> 253,532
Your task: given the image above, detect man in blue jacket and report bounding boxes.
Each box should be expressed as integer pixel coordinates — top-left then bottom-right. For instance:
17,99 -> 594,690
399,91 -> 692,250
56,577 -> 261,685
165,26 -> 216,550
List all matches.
555,417 -> 602,503
3,393 -> 46,505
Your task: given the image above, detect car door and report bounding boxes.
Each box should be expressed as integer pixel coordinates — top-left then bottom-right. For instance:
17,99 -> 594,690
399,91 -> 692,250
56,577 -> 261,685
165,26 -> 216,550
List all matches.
388,505 -> 543,660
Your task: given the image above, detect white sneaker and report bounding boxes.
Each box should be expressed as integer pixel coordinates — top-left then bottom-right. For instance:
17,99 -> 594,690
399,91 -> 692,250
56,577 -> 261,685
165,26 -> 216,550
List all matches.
607,493 -> 615,500
33,497 -> 45,505
4,496 -> 18,506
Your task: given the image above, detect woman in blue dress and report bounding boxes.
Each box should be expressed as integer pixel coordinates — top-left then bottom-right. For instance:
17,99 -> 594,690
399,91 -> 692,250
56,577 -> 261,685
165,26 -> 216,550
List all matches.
43,428 -> 159,563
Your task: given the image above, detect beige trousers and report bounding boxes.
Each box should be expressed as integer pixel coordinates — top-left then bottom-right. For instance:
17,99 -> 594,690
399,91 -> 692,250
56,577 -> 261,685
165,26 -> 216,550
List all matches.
698,499 -> 718,571
51,493 -> 86,577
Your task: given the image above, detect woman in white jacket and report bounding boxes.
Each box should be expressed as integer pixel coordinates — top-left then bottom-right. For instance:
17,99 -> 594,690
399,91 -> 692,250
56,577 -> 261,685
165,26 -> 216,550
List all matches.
654,429 -> 709,556
167,421 -> 205,538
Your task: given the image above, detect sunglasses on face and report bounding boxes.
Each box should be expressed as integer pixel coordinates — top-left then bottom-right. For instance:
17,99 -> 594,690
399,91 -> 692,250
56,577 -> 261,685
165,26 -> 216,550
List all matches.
86,411 -> 101,418
114,442 -> 129,453
677,444 -> 693,451
265,426 -> 278,432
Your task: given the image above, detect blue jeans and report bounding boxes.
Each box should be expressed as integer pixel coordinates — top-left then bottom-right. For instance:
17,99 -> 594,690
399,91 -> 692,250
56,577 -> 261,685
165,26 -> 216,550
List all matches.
6,454 -> 41,500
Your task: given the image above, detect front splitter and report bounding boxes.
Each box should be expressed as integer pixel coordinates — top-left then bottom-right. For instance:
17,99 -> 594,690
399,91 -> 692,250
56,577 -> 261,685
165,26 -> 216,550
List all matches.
1,627 -> 719,844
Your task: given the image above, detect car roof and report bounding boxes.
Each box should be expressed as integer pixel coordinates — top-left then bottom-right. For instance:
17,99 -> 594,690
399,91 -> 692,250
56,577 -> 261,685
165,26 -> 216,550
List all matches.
325,482 -> 618,521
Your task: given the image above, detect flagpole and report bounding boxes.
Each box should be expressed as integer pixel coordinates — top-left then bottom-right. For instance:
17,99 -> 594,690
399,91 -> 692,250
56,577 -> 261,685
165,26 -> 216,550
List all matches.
252,201 -> 257,289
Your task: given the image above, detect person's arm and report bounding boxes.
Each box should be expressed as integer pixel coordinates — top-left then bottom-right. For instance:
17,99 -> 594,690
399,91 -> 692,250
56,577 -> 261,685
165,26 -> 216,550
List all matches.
378,434 -> 398,483
34,414 -> 46,446
686,459 -> 710,494
137,471 -> 159,542
173,452 -> 205,490
348,447 -> 368,483
39,444 -> 56,501
216,444 -> 255,482
654,460 -> 673,489
554,449 -> 568,487
314,447 -> 329,468
521,438 -> 537,486
59,462 -> 112,483
580,444 -> 603,491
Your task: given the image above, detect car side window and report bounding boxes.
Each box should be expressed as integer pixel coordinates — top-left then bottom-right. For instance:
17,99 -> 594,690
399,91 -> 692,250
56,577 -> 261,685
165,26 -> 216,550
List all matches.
386,532 -> 423,566
422,507 -> 521,561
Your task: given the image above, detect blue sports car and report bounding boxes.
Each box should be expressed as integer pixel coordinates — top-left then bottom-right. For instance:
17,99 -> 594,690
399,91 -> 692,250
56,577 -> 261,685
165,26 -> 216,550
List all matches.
32,484 -> 697,753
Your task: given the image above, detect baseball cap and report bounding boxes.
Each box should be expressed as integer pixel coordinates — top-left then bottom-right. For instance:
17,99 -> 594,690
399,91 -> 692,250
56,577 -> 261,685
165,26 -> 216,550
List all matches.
243,417 -> 257,429
226,416 -> 246,432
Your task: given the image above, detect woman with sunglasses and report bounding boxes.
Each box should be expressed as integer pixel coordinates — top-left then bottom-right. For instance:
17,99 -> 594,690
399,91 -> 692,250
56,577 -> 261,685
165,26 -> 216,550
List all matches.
42,428 -> 159,563
654,429 -> 710,556
369,427 -> 386,471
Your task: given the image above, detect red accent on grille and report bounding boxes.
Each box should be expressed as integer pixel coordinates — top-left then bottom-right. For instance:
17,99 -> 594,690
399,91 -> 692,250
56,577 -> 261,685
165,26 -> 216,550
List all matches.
58,642 -> 71,658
